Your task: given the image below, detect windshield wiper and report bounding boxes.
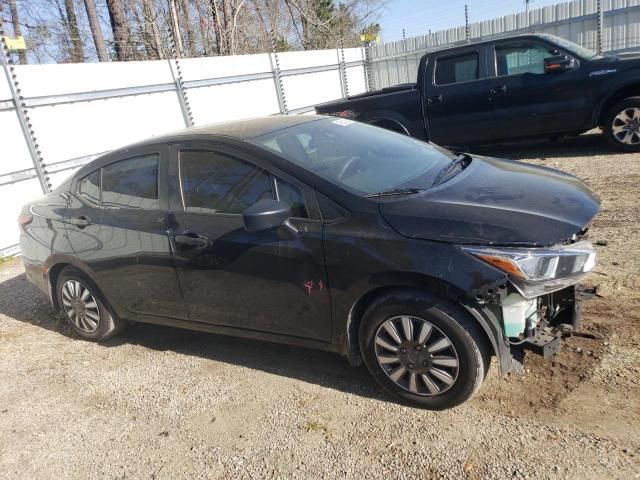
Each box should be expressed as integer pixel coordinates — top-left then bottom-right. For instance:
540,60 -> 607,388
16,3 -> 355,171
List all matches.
366,187 -> 424,198
431,153 -> 471,187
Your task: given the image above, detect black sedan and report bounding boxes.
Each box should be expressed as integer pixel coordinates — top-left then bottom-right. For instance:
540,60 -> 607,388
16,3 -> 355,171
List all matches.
19,115 -> 599,409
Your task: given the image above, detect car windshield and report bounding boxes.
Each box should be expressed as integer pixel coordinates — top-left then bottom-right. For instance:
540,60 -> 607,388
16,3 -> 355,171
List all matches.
250,118 -> 453,196
540,34 -> 601,59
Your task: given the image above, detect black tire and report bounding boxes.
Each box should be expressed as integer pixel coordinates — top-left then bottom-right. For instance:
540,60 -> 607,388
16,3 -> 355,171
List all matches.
56,266 -> 125,341
359,290 -> 491,410
604,97 -> 640,151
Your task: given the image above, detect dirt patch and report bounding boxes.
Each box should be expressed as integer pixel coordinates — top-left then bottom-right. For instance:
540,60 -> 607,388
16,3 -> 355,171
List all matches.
1,132 -> 639,479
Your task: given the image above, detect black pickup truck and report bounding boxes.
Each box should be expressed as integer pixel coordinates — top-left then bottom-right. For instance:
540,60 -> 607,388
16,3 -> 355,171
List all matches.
316,33 -> 640,151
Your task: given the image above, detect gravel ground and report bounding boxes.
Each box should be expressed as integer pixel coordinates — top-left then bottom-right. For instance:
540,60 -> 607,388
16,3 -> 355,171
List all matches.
1,132 -> 639,479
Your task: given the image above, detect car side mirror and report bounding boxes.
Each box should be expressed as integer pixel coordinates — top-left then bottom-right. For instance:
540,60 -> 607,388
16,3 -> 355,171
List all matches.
242,199 -> 294,233
544,55 -> 577,73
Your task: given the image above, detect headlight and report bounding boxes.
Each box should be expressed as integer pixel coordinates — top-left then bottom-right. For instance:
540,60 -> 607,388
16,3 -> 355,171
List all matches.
461,240 -> 596,299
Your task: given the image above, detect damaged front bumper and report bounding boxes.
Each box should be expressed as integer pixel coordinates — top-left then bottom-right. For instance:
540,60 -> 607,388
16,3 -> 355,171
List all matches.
499,284 -> 596,360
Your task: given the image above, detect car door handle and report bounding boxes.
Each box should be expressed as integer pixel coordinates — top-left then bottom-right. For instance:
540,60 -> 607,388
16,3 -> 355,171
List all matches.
427,95 -> 443,104
69,216 -> 91,228
175,234 -> 208,248
490,85 -> 507,95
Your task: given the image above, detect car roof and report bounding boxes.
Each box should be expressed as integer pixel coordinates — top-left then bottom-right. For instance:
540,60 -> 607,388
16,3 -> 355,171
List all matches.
134,114 -> 325,146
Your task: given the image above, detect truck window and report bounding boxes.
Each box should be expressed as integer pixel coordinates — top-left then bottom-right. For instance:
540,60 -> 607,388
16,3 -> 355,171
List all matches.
495,44 -> 555,76
435,53 -> 479,85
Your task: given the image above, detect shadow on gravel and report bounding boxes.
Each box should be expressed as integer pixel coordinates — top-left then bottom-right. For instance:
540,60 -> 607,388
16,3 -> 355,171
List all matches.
0,272 -> 386,402
471,132 -> 614,160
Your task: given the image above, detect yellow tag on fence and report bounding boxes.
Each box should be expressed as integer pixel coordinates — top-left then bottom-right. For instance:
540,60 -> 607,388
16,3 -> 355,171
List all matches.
3,36 -> 26,51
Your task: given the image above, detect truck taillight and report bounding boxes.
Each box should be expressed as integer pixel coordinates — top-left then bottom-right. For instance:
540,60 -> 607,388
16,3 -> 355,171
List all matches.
18,214 -> 32,230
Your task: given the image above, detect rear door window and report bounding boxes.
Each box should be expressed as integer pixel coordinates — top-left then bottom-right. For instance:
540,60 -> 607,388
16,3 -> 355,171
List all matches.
101,154 -> 160,210
435,53 -> 479,85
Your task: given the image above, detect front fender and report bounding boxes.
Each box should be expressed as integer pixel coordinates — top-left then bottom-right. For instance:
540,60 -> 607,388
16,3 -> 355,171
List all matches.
592,69 -> 640,124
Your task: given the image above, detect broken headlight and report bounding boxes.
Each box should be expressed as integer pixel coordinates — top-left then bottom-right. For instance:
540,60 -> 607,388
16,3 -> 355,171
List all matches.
461,240 -> 596,299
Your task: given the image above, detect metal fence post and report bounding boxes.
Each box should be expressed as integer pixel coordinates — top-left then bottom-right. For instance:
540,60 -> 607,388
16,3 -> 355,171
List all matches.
363,43 -> 374,92
596,0 -> 603,55
0,25 -> 50,193
465,4 -> 470,43
337,38 -> 349,98
167,25 -> 194,127
168,59 -> 194,128
269,32 -> 288,115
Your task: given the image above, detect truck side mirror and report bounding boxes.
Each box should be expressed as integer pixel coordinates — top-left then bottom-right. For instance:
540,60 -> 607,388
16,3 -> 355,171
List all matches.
544,55 -> 577,73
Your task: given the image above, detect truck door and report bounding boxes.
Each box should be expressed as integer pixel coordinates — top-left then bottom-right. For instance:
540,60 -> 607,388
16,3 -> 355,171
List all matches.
486,39 -> 590,139
423,47 -> 495,146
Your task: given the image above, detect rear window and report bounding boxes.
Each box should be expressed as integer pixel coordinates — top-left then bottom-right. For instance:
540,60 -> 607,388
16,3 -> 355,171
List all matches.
435,53 -> 479,85
101,155 -> 160,210
75,154 -> 160,210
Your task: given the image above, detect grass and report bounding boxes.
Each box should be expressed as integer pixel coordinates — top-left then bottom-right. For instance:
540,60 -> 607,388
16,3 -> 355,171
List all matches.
0,256 -> 16,267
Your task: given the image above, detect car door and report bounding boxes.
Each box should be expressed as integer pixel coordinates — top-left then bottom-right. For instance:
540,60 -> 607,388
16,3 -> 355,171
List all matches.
168,142 -> 332,342
65,146 -> 188,320
487,39 -> 590,139
424,47 -> 495,145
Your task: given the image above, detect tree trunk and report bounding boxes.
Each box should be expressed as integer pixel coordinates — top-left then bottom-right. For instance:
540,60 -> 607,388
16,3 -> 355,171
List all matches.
222,0 -> 232,55
106,0 -> 133,61
142,0 -> 163,59
84,0 -> 110,61
168,0 -> 183,57
209,0 -> 222,55
64,0 -> 85,62
179,0 -> 197,57
8,0 -> 27,64
195,0 -> 213,56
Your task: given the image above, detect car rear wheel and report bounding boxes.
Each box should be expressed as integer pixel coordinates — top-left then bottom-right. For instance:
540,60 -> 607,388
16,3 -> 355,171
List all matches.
604,97 -> 640,151
359,290 -> 490,410
56,267 -> 125,341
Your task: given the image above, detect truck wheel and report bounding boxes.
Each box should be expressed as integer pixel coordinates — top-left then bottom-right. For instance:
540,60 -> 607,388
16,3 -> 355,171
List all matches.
604,97 -> 640,151
56,266 -> 125,341
359,290 -> 490,410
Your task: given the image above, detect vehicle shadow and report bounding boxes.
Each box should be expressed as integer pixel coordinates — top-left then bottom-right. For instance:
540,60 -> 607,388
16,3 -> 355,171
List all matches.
0,271 -> 386,403
470,131 -> 615,160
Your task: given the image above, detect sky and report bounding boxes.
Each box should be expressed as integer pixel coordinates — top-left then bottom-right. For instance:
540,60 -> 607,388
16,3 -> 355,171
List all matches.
379,0 -> 564,42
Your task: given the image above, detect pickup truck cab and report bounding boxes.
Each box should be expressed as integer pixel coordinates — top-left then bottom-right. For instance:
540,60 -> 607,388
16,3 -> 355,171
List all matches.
316,33 -> 640,151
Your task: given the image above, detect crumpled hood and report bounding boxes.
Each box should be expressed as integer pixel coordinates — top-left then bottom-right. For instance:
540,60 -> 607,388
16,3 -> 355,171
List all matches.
379,156 -> 600,246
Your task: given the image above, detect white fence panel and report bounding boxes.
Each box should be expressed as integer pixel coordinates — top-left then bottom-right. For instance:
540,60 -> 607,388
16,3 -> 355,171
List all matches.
187,79 -> 281,124
0,179 -> 43,256
29,92 -> 185,169
0,111 -> 33,176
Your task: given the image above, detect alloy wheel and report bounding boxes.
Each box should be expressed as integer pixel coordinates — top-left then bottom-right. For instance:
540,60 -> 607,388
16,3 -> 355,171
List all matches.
374,315 -> 459,396
61,279 -> 101,333
612,107 -> 640,145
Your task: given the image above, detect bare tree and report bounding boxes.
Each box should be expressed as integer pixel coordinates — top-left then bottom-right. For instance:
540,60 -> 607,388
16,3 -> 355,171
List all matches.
83,0 -> 109,61
179,0 -> 196,56
8,0 -> 27,64
64,0 -> 84,62
168,0 -> 184,56
106,0 -> 134,60
141,0 -> 163,58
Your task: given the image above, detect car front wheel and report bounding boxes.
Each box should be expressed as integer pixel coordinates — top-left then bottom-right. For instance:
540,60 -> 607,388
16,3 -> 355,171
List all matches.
360,290 -> 490,410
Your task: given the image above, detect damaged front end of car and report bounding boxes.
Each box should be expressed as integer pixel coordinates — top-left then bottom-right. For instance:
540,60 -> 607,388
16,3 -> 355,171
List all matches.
461,236 -> 597,370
